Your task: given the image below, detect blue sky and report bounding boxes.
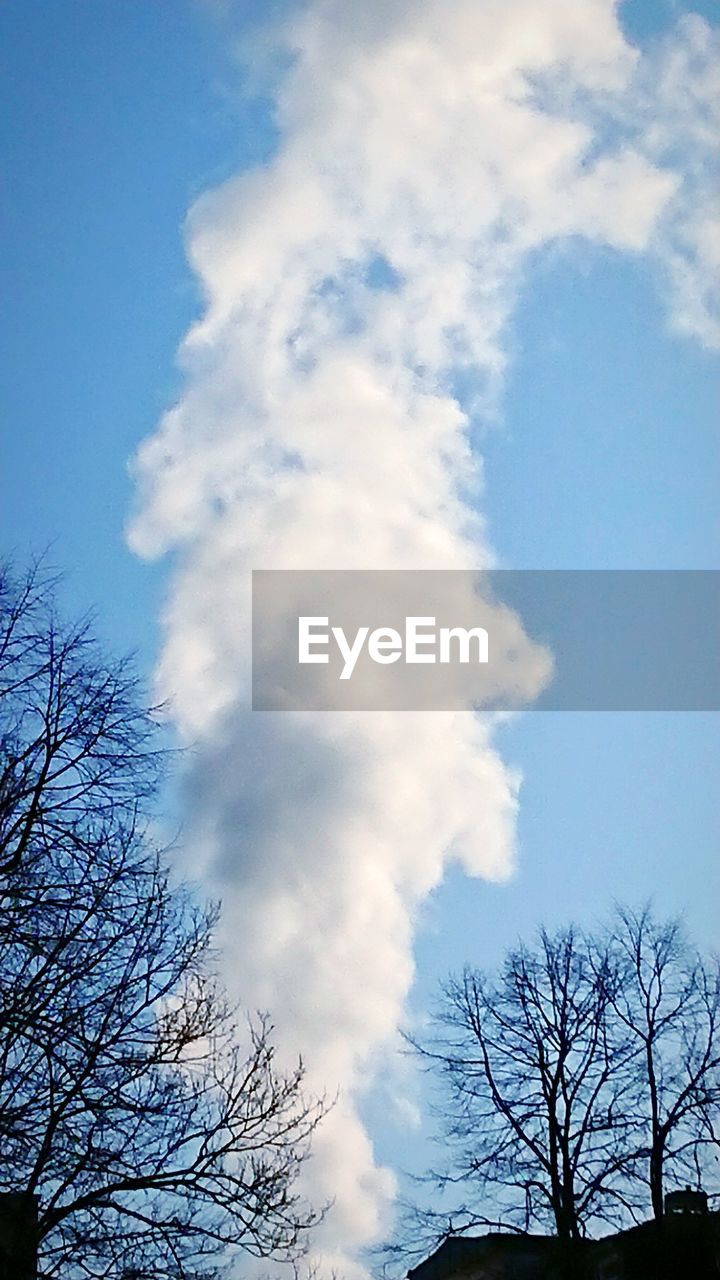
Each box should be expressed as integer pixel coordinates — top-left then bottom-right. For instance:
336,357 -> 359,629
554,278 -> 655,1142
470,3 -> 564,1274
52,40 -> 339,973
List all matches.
1,0 -> 718,1266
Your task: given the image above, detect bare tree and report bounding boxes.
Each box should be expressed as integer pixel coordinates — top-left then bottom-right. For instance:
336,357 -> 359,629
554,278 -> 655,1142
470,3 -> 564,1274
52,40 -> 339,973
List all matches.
606,905 -> 720,1220
404,908 -> 720,1261
409,927 -> 639,1244
0,562 -> 326,1279
0,561 -> 160,884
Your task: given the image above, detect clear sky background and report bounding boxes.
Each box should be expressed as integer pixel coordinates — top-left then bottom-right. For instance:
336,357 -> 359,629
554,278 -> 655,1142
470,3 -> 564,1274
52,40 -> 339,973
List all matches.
1,0 -> 719,1266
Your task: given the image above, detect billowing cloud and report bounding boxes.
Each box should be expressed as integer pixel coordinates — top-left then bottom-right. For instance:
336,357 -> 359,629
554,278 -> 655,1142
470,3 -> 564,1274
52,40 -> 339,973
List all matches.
128,2 -> 717,1274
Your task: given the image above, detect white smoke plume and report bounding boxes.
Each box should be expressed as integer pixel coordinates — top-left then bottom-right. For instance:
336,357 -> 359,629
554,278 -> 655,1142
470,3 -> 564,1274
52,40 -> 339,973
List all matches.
128,3 -> 719,1274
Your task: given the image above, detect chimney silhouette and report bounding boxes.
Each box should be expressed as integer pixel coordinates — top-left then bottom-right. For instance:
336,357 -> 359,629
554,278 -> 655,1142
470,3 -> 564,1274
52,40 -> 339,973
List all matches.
0,1193 -> 38,1280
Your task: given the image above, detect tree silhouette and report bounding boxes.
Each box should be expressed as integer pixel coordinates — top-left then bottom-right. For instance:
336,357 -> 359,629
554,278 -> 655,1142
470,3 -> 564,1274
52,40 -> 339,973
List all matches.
407,911 -> 719,1253
408,927 -> 638,1244
606,905 -> 720,1220
0,562 -> 325,1279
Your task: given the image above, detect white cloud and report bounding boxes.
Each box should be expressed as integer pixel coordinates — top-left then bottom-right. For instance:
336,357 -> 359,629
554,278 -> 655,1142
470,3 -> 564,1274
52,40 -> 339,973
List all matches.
637,15 -> 720,347
129,2 -> 717,1273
